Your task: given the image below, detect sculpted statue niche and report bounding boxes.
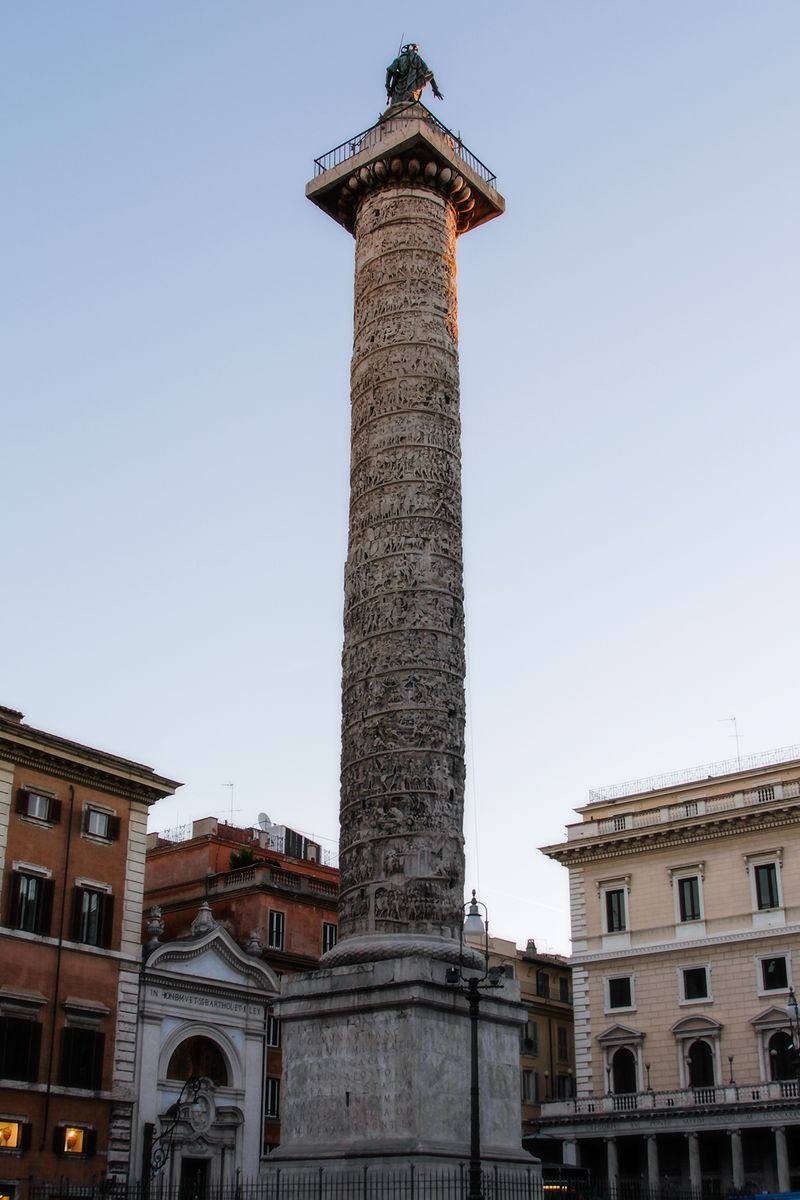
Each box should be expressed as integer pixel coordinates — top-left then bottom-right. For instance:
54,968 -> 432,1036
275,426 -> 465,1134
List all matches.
385,43 -> 443,107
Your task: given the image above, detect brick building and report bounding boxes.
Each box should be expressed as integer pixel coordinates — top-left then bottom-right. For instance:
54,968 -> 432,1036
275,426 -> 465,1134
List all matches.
540,746 -> 800,1195
143,816 -> 339,1156
0,705 -> 179,1197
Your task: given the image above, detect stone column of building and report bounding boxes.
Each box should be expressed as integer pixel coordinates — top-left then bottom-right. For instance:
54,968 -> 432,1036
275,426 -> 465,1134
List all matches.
563,1139 -> 579,1166
729,1129 -> 745,1190
606,1137 -> 619,1198
774,1126 -> 790,1192
687,1131 -> 702,1193
646,1134 -> 660,1194
271,103 -> 530,1184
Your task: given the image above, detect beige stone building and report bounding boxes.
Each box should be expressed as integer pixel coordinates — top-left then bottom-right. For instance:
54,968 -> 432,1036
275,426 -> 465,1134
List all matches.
540,747 -> 800,1194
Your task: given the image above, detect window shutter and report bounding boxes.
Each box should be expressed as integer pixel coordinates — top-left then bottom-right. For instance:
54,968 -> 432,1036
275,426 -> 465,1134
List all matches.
82,807 -> 92,834
8,872 -> 22,927
39,878 -> 55,937
100,893 -> 115,948
15,789 -> 29,815
20,1122 -> 32,1151
49,797 -> 62,824
71,887 -> 84,941
60,1027 -> 75,1086
90,1031 -> 105,1089
85,1127 -> 98,1156
27,1021 -> 43,1082
53,1124 -> 65,1154
107,814 -> 121,841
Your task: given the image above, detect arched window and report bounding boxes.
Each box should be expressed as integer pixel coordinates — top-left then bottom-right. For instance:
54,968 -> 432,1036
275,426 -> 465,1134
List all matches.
167,1036 -> 228,1086
768,1030 -> 795,1081
611,1046 -> 637,1094
687,1039 -> 715,1088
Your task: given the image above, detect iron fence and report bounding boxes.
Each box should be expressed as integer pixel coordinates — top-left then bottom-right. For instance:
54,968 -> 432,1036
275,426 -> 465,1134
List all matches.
28,1165 -> 541,1200
313,104 -> 497,188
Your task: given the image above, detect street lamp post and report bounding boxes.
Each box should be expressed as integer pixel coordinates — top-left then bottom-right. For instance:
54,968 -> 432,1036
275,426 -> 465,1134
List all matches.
142,1075 -> 204,1197
446,890 -> 505,1200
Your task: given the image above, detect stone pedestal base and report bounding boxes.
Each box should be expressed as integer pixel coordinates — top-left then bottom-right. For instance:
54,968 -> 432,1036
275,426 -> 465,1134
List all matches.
269,954 -> 532,1175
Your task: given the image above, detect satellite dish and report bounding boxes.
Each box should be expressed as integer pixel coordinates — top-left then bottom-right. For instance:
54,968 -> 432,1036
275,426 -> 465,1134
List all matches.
258,812 -> 271,831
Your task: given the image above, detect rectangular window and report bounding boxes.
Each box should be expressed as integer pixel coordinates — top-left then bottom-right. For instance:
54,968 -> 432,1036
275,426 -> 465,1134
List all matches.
266,1015 -> 281,1048
678,876 -> 702,922
682,966 -> 709,1001
761,955 -> 789,991
755,863 -> 780,910
559,977 -> 570,1003
0,1016 -> 42,1082
536,972 -> 550,999
605,888 -> 627,933
265,1076 -> 280,1118
83,808 -> 120,841
556,1074 -> 573,1099
607,976 -> 633,1009
523,1020 -> 538,1054
521,1069 -> 536,1103
322,922 -> 337,954
9,871 -> 54,936
557,1026 -> 569,1062
53,1125 -> 97,1156
71,887 -> 114,948
0,1121 -> 31,1151
268,911 -> 285,951
60,1027 -> 104,1090
15,789 -> 61,824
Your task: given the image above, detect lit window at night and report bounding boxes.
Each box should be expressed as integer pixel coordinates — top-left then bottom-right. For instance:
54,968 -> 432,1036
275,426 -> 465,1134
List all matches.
0,1122 -> 21,1148
64,1126 -> 85,1153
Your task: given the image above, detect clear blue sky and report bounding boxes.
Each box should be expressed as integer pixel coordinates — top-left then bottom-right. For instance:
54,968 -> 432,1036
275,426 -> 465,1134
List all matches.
3,3 -> 798,953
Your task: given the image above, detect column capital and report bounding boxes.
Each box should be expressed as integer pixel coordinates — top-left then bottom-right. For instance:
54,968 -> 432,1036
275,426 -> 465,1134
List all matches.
307,109 -> 504,236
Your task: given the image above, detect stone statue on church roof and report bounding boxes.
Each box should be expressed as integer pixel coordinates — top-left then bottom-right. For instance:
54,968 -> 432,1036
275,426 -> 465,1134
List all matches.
385,43 -> 443,107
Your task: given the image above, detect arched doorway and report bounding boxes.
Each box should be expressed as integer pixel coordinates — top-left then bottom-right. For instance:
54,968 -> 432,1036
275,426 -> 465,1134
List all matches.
612,1046 -> 638,1093
768,1030 -> 795,1080
687,1039 -> 715,1087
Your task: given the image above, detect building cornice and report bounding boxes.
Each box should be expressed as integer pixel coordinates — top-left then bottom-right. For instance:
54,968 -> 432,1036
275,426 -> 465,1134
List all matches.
542,802 -> 800,867
0,726 -> 180,804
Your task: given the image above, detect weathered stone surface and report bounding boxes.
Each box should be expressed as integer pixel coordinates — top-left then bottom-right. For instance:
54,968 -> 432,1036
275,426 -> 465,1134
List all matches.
275,957 -> 526,1160
338,185 -> 466,950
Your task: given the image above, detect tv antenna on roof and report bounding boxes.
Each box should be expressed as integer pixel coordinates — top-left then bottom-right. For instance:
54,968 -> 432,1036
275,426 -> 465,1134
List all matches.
222,782 -> 241,824
719,717 -> 743,769
258,812 -> 271,831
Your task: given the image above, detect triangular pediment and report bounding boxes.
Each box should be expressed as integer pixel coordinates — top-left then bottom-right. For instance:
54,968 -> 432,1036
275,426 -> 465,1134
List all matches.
597,1023 -> 644,1045
147,924 -> 279,993
751,1005 -> 792,1029
671,1014 -> 722,1035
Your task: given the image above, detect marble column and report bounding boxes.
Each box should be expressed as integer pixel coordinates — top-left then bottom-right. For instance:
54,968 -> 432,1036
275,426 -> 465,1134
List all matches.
563,1139 -> 579,1166
271,104 -> 526,1183
774,1126 -> 790,1193
729,1128 -> 744,1190
646,1135 -> 659,1195
606,1137 -> 619,1198
687,1131 -> 702,1195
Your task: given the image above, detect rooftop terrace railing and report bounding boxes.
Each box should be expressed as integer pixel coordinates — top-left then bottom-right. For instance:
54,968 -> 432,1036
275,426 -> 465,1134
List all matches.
313,102 -> 497,188
541,1077 -> 800,1120
588,744 -> 800,803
